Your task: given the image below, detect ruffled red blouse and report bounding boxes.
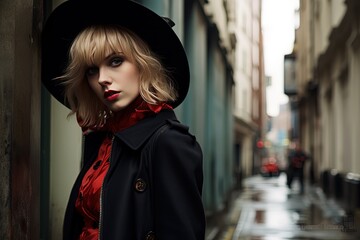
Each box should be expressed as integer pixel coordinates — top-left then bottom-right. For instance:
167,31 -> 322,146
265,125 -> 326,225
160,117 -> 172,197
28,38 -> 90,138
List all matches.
75,99 -> 172,240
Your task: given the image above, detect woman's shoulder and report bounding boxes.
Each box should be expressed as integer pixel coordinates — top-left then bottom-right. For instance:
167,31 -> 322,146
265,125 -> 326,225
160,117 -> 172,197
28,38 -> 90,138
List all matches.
147,109 -> 197,144
162,119 -> 196,140
151,120 -> 203,172
153,119 -> 201,155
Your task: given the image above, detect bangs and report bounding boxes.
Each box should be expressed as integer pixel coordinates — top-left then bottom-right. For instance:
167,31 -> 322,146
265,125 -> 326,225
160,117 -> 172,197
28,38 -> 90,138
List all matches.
70,26 -> 132,69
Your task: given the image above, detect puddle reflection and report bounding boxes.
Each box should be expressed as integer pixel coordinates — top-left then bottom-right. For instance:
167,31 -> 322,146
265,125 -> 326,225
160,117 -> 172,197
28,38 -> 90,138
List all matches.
238,236 -> 319,240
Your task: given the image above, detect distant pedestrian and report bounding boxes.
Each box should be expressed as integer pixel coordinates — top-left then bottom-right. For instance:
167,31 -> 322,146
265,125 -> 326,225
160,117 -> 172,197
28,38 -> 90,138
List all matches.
41,0 -> 205,239
286,142 -> 309,193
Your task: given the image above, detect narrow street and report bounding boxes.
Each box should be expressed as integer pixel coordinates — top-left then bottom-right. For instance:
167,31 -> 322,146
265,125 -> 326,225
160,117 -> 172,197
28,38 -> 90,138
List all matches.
212,173 -> 360,240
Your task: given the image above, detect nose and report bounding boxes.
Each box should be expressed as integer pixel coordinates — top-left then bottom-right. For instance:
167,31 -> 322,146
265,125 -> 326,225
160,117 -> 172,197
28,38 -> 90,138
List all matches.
98,67 -> 112,86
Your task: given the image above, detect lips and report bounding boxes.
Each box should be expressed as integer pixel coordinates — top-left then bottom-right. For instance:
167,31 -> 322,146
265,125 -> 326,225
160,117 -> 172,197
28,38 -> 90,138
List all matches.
104,90 -> 120,101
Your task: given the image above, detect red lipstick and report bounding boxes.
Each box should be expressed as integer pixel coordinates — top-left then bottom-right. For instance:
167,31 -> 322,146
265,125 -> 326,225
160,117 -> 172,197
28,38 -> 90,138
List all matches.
104,90 -> 120,101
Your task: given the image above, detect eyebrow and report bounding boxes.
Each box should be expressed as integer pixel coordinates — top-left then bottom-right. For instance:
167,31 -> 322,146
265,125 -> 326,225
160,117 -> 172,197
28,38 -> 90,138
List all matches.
104,52 -> 124,60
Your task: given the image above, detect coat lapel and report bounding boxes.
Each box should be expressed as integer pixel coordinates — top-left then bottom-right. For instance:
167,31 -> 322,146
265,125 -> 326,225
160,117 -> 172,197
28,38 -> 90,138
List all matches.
114,110 -> 178,150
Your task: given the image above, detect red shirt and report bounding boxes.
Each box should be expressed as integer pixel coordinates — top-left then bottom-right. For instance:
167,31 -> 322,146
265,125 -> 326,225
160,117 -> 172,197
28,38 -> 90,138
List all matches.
75,136 -> 112,240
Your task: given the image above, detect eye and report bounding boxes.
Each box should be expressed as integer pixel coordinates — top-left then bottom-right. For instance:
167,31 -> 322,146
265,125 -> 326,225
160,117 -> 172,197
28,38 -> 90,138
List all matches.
109,56 -> 124,67
86,66 -> 98,77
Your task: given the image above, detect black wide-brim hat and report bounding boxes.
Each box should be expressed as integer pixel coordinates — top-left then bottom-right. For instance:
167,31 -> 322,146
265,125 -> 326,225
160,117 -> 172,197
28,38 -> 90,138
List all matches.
42,0 -> 189,108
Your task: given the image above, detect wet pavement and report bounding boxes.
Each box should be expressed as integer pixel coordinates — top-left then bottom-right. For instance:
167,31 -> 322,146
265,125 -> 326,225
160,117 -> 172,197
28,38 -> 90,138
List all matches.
210,173 -> 360,240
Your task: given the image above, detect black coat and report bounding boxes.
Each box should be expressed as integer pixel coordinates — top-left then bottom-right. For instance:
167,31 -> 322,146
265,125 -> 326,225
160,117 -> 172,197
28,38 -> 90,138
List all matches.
63,110 -> 205,239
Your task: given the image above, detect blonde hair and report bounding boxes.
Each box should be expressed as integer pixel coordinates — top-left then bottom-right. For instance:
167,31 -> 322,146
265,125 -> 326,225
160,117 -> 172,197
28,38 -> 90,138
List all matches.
58,25 -> 177,127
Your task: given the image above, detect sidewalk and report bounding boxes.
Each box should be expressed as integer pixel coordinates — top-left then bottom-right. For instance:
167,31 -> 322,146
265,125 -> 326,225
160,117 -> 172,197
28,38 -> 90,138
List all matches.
206,173 -> 360,240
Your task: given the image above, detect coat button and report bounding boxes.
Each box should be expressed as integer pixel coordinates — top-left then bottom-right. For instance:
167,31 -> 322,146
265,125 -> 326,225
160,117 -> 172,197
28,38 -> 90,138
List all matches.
145,231 -> 156,240
134,178 -> 147,192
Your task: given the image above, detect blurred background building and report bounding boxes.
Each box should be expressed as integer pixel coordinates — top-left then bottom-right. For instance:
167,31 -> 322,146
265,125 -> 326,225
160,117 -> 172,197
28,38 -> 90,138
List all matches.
233,0 -> 267,185
285,0 -> 360,216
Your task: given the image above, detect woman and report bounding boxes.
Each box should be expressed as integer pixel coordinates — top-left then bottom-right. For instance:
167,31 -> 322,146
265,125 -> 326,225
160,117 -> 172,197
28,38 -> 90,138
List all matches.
41,0 -> 205,239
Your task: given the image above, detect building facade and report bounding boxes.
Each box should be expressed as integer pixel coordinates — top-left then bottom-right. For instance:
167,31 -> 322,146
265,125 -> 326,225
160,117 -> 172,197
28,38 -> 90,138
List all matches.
233,0 -> 266,179
290,0 -> 360,212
